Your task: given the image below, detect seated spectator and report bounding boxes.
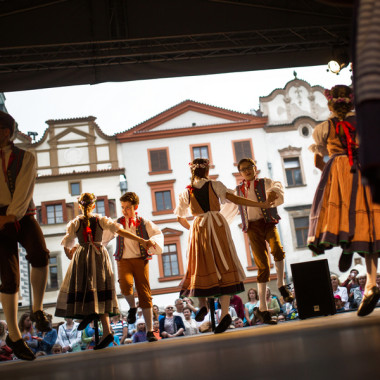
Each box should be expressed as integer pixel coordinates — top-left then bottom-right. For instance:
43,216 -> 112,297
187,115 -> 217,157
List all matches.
353,274 -> 367,308
152,320 -> 161,340
341,269 -> 360,294
51,343 -> 63,355
183,306 -> 199,336
331,274 -> 349,310
183,298 -> 198,318
230,295 -> 245,321
233,318 -> 245,329
334,295 -> 346,313
132,319 -> 147,343
0,321 -> 13,361
159,305 -> 185,338
266,288 -> 281,316
277,313 -> 286,322
0,320 -> 7,347
173,299 -> 186,322
82,320 -> 103,350
57,318 -> 82,353
18,313 -> 38,353
245,288 -> 260,326
283,290 -> 298,320
35,314 -> 57,354
110,314 -> 128,344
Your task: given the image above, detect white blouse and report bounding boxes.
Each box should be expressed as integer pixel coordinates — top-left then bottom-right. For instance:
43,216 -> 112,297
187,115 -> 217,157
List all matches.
174,178 -> 228,218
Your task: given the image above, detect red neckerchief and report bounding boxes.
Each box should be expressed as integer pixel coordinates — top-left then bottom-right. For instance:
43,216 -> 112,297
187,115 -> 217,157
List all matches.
128,213 -> 141,228
241,179 -> 259,197
336,121 -> 358,166
186,185 -> 194,195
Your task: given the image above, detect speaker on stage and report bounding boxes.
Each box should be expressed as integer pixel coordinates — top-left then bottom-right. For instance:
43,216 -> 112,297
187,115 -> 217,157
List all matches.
290,259 -> 336,319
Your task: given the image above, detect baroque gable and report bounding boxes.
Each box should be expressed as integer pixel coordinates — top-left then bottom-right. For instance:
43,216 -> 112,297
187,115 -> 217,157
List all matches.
260,78 -> 329,126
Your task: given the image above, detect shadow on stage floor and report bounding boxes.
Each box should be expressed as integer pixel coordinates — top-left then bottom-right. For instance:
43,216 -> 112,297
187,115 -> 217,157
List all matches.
1,308 -> 380,380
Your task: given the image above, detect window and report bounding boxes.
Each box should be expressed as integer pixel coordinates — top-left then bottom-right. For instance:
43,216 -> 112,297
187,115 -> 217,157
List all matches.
95,199 -> 105,215
232,139 -> 253,164
162,244 -> 180,277
69,182 -> 81,196
155,191 -> 172,211
193,146 -> 209,159
278,146 -> 305,187
147,179 -> 176,216
284,157 -> 303,186
284,205 -> 311,250
158,228 -> 184,282
294,216 -> 309,248
148,148 -> 172,174
46,204 -> 63,224
40,200 -> 67,225
46,256 -> 59,290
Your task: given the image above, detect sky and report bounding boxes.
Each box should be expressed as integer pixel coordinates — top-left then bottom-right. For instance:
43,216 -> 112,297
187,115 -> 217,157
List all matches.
3,64 -> 352,140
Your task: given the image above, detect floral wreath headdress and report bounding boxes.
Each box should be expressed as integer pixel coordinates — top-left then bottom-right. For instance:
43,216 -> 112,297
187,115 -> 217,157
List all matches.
324,88 -> 354,104
78,193 -> 97,206
189,159 -> 210,170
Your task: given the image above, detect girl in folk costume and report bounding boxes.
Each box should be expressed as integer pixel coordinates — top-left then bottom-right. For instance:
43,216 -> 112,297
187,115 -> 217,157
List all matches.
175,158 -> 274,334
55,193 -> 154,349
308,85 -> 380,317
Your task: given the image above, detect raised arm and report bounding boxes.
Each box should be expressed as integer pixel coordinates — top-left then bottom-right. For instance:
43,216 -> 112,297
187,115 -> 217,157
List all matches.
225,192 -> 273,209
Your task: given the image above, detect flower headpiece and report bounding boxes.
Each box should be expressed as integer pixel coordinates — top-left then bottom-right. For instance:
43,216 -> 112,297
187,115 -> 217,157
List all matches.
324,88 -> 354,104
189,159 -> 210,170
78,193 -> 97,206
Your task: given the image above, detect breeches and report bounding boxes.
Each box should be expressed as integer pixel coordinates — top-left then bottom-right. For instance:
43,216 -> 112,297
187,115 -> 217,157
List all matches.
117,258 -> 152,308
0,213 -> 49,294
246,219 -> 285,283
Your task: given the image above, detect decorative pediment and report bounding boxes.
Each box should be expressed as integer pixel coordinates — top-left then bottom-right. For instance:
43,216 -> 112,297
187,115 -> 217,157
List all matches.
278,145 -> 302,156
161,227 -> 183,236
117,100 -> 266,142
48,126 -> 95,145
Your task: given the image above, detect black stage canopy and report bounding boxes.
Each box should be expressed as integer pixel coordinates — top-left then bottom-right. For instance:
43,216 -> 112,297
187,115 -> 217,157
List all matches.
0,0 -> 353,92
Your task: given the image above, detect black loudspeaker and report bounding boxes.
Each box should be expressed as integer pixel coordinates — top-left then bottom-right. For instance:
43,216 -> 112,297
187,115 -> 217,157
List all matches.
291,259 -> 336,319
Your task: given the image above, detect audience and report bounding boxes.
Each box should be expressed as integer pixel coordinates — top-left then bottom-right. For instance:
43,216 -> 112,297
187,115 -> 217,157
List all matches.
353,274 -> 367,308
183,306 -> 199,336
36,314 -> 57,354
334,295 -> 346,313
331,275 -> 349,310
57,318 -> 81,353
230,295 -> 245,321
233,318 -> 245,329
132,319 -> 147,343
245,288 -> 260,326
110,314 -> 128,344
266,288 -> 281,317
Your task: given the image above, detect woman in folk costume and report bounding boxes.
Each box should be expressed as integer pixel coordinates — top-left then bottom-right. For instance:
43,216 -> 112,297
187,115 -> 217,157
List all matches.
175,158 -> 273,333
55,193 -> 154,349
308,85 -> 380,317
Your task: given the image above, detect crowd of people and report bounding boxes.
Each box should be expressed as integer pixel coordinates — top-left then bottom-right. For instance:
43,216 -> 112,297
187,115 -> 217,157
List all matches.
2,270 -> 379,361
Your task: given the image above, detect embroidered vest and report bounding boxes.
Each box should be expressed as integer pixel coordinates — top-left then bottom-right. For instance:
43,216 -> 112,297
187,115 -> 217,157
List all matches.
114,216 -> 151,261
5,145 -> 36,215
236,178 -> 280,232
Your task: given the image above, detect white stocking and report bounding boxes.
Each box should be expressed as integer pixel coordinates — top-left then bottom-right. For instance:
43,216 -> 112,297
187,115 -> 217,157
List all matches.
258,282 -> 268,311
275,260 -> 285,288
365,253 -> 378,293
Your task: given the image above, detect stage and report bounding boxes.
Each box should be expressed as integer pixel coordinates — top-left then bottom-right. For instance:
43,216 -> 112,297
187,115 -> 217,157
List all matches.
1,309 -> 380,380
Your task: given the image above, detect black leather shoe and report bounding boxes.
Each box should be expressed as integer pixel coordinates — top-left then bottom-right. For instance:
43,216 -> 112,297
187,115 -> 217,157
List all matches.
338,253 -> 353,272
127,307 -> 137,324
195,306 -> 208,322
94,334 -> 114,350
214,314 -> 232,334
278,285 -> 294,303
147,331 -> 158,342
255,309 -> 277,325
6,335 -> 36,361
30,310 -> 51,332
357,286 -> 380,317
78,313 -> 98,330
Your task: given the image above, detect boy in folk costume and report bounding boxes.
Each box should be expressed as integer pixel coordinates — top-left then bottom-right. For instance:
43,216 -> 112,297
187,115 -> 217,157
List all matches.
114,192 -> 164,342
223,158 -> 293,325
0,111 -> 51,361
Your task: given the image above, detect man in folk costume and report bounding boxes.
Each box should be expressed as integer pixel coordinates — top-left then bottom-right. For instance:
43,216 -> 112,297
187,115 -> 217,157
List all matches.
225,158 -> 293,324
0,111 -> 51,360
114,192 -> 164,342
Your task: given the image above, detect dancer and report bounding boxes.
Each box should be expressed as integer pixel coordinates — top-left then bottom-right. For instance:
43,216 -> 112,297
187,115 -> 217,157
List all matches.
0,111 -> 51,361
114,192 -> 163,342
307,85 -> 380,316
55,192 -> 154,349
175,158 -> 273,334
223,158 -> 292,325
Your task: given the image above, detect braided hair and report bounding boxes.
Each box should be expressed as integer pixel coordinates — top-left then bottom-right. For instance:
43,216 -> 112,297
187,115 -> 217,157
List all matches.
78,193 -> 96,227
325,85 -> 354,121
190,158 -> 209,187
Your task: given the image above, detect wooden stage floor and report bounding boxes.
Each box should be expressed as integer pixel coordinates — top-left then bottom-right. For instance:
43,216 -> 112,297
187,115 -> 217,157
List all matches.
1,308 -> 380,380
